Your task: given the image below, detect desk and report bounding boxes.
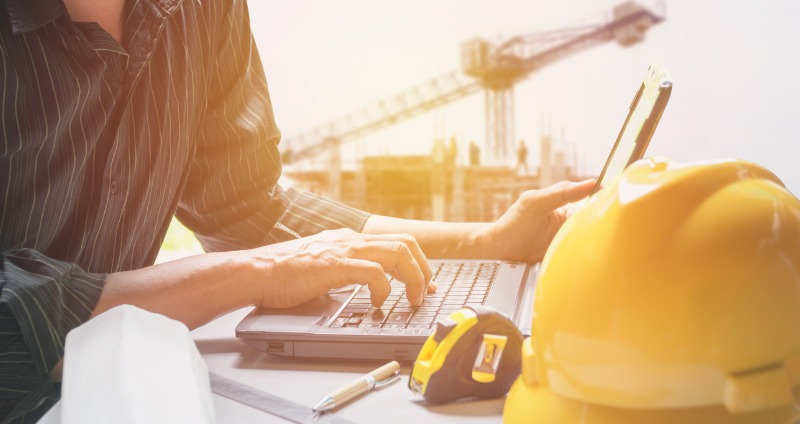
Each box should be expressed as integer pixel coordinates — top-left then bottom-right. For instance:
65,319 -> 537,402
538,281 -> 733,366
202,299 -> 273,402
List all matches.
195,307 -> 505,423
40,307 -> 505,423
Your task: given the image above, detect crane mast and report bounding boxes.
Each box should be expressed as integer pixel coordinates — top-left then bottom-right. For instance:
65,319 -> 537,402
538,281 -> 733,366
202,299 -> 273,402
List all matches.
281,0 -> 665,166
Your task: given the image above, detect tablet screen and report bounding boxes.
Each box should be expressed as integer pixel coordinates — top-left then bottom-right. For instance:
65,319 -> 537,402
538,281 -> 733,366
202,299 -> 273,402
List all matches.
591,63 -> 672,196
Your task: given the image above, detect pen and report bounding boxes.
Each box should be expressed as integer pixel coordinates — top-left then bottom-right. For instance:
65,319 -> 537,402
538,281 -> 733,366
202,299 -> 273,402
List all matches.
312,361 -> 401,413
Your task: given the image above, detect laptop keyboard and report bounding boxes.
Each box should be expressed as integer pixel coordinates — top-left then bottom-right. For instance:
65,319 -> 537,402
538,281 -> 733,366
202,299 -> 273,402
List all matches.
327,262 -> 498,334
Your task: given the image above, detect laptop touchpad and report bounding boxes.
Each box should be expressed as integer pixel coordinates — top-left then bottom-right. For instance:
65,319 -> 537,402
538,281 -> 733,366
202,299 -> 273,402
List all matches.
237,292 -> 352,333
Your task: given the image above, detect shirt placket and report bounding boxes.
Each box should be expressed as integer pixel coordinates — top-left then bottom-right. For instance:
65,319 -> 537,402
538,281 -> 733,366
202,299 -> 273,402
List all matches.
81,2 -> 174,270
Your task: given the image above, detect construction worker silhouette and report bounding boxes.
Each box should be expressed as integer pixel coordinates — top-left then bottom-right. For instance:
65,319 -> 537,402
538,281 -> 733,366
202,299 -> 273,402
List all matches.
516,140 -> 529,175
469,141 -> 481,167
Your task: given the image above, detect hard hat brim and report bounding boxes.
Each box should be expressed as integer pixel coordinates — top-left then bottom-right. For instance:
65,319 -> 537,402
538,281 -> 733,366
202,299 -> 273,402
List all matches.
503,377 -> 800,424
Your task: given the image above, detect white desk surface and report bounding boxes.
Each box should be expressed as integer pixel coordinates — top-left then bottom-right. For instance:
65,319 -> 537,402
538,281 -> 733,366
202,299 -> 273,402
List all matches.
194,307 -> 505,423
40,307 -> 505,423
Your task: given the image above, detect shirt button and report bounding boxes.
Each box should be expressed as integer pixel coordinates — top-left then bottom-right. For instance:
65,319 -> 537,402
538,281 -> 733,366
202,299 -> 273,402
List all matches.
110,179 -> 119,193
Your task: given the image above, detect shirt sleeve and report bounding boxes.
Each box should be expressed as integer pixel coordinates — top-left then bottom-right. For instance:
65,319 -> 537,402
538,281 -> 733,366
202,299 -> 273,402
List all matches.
176,0 -> 369,252
0,249 -> 105,422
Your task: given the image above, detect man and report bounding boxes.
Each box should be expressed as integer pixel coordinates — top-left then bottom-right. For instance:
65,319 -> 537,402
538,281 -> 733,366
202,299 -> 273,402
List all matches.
469,140 -> 481,167
0,0 -> 594,421
517,140 -> 530,175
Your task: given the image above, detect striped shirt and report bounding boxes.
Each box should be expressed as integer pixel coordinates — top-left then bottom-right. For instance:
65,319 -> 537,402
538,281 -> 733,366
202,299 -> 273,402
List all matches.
0,0 -> 369,421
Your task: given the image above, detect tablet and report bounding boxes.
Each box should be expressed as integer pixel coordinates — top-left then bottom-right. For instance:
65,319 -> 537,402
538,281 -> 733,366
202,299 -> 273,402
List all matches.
591,62 -> 673,196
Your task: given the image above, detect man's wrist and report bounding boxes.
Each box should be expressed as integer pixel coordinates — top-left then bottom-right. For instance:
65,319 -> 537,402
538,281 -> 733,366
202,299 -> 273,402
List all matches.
436,222 -> 490,259
472,223 -> 495,260
238,250 -> 275,308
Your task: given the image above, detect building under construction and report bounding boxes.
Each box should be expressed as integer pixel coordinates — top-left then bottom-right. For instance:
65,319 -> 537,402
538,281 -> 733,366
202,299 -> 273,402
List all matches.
282,1 -> 664,222
285,134 -> 581,222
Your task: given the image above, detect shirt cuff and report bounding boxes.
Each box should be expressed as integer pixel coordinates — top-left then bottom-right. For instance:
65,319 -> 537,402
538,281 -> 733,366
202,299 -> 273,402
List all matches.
0,249 -> 106,377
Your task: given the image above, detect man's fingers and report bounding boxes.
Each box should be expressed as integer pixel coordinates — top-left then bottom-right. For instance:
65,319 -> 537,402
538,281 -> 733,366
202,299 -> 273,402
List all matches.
323,231 -> 432,306
524,179 -> 596,213
364,233 -> 432,284
355,240 -> 427,306
340,259 -> 391,307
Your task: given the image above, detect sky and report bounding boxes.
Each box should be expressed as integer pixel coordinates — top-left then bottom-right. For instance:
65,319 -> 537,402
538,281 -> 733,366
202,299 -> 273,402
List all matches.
247,0 -> 800,194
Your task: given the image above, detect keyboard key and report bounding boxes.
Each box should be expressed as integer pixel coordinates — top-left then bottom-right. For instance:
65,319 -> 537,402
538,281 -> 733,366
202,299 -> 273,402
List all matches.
387,312 -> 413,325
409,316 -> 434,324
368,304 -> 390,312
383,324 -> 406,329
330,318 -> 348,328
359,323 -> 383,329
415,306 -> 438,313
419,300 -> 440,308
406,324 -> 432,330
362,310 -> 388,325
401,328 -> 432,336
444,294 -> 467,301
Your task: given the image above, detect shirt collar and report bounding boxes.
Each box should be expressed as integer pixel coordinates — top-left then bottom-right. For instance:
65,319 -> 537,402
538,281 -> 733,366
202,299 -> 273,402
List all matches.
4,0 -> 185,34
5,0 -> 67,33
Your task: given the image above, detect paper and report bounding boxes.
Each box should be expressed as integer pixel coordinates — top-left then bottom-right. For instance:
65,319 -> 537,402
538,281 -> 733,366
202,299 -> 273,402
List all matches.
60,305 -> 216,424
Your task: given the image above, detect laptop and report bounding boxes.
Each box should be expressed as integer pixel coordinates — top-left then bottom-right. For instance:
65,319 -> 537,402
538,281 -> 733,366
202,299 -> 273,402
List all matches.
236,62 -> 673,361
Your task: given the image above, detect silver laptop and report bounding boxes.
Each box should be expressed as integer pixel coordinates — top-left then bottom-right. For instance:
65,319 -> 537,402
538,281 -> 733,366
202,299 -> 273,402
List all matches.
236,62 -> 672,361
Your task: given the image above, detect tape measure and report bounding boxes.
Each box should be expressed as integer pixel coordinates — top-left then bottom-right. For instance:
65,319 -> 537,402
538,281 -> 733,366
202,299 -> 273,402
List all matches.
407,305 -> 523,404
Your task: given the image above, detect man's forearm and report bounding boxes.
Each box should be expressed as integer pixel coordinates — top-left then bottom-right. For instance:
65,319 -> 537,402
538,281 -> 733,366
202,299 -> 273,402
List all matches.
93,251 -> 260,330
361,215 -> 491,259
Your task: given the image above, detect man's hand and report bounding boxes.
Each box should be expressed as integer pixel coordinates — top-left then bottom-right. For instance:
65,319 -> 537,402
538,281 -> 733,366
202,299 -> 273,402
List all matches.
248,229 -> 434,309
91,181 -> 591,333
477,180 -> 595,263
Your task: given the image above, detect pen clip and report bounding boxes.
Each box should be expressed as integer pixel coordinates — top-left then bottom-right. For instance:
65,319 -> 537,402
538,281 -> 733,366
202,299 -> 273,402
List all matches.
373,369 -> 401,389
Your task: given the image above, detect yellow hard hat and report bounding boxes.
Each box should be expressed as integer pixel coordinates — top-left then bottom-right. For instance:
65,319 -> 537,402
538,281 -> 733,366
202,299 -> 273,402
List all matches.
504,157 -> 800,423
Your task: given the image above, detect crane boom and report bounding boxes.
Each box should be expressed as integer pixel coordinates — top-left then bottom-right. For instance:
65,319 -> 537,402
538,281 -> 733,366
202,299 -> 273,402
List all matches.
500,2 -> 665,78
282,72 -> 480,164
281,0 -> 664,165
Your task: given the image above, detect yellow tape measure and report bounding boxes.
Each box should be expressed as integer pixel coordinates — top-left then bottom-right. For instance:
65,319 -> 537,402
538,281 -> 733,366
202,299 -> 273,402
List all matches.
408,305 -> 523,404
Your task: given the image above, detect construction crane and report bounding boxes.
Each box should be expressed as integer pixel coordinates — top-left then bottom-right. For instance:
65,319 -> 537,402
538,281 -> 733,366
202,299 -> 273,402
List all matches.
281,0 -> 665,169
